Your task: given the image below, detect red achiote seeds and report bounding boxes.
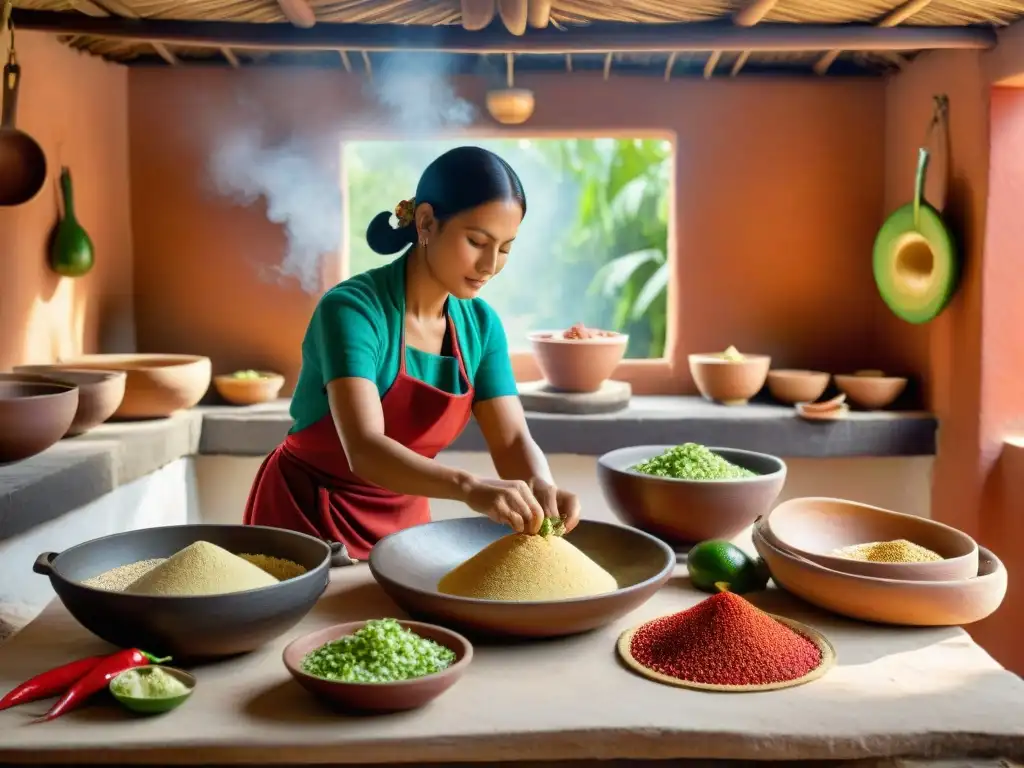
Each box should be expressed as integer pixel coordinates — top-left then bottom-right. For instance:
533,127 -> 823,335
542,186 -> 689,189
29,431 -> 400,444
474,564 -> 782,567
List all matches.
629,591 -> 822,686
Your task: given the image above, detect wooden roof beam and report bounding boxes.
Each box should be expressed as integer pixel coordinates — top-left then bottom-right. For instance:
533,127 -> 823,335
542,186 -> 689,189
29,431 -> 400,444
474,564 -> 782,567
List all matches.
9,12 -> 996,54
814,0 -> 933,75
221,47 -> 239,67
70,1 -> 178,65
276,0 -> 316,29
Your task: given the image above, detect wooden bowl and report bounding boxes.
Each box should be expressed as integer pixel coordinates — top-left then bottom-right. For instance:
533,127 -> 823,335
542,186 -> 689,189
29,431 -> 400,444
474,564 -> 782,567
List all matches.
57,354 -> 211,419
486,88 -> 535,125
0,380 -> 79,463
214,372 -> 285,406
834,373 -> 908,410
597,445 -> 787,546
528,330 -> 628,393
11,367 -> 126,436
368,518 -> 674,639
752,520 -> 1006,627
766,369 -> 830,405
689,352 -> 770,405
282,620 -> 472,713
765,497 -> 978,581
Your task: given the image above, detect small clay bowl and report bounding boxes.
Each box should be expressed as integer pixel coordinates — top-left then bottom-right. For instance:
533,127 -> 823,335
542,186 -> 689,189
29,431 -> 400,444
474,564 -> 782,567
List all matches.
282,620 -> 473,713
109,666 -> 195,715
11,367 -> 127,436
598,445 -> 787,545
528,330 -> 628,393
796,402 -> 849,421
689,352 -> 770,406
0,380 -> 79,463
752,521 -> 1006,627
214,372 -> 285,406
766,369 -> 830,405
834,373 -> 908,410
764,497 -> 978,581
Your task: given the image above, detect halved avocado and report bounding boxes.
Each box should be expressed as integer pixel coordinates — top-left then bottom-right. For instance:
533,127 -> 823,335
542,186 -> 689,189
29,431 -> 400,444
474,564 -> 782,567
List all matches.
873,149 -> 959,325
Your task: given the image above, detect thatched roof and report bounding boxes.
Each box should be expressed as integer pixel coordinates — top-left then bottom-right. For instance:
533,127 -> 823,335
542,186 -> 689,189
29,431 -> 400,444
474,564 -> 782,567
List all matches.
6,0 -> 1023,76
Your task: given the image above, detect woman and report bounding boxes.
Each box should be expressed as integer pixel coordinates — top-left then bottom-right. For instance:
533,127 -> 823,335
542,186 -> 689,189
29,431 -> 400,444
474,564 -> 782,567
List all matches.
244,146 -> 581,563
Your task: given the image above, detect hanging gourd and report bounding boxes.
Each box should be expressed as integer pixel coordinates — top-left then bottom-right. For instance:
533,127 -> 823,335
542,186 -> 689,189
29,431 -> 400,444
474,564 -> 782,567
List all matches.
48,167 -> 95,277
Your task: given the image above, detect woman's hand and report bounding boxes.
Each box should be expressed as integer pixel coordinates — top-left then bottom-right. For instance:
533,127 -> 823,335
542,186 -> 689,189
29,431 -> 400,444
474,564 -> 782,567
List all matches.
528,478 -> 581,534
465,478 -> 546,534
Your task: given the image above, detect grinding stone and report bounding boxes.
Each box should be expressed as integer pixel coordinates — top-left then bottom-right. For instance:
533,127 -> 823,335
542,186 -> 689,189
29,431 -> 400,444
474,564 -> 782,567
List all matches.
518,380 -> 632,414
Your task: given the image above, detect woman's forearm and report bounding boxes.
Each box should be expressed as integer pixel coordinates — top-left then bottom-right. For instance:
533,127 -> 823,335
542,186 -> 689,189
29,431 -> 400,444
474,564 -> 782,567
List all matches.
491,435 -> 554,485
348,434 -> 477,501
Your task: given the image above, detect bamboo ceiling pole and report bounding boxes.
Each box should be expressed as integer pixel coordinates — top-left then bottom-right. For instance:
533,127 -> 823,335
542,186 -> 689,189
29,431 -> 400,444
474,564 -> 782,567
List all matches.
75,1 -> 179,65
461,0 -> 495,31
498,0 -> 528,36
730,0 -> 780,76
9,11 -> 996,54
527,0 -> 552,29
276,0 -> 316,29
814,0 -> 934,75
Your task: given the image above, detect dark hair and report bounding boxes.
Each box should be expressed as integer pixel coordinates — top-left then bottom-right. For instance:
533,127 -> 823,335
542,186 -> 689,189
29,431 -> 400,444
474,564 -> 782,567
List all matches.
365,146 -> 527,256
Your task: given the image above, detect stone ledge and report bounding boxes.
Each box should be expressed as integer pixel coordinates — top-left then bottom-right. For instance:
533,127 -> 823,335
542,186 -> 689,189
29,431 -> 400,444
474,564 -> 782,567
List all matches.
0,397 -> 937,543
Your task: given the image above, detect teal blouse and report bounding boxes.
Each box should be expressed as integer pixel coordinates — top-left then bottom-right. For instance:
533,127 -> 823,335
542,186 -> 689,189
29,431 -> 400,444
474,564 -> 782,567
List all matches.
289,251 -> 519,434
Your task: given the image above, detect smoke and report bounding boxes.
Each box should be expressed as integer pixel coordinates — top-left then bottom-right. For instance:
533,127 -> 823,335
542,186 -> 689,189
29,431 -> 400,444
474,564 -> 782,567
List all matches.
207,52 -> 478,294
209,129 -> 342,293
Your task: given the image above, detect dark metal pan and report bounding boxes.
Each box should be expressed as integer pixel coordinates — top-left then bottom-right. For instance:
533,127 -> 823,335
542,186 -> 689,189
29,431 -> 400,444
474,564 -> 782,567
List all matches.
33,524 -> 337,662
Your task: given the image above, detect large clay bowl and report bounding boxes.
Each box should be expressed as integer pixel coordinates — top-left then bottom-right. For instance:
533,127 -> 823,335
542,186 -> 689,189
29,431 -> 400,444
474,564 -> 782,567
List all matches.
11,367 -> 126,436
528,330 -> 628,393
752,520 -> 1006,627
766,369 -> 830,405
368,518 -> 674,639
283,620 -> 472,713
834,373 -> 908,410
33,524 -> 336,661
689,352 -> 771,405
597,445 -> 787,546
214,372 -> 285,406
0,380 -> 79,463
58,354 -> 211,419
765,497 -> 978,581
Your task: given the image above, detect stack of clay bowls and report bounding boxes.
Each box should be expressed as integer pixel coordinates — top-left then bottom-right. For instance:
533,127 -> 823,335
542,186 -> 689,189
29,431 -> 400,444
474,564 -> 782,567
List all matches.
753,497 -> 1006,627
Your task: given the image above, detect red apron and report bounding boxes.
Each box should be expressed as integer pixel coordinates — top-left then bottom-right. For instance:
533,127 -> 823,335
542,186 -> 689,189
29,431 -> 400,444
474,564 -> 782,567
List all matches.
243,317 -> 474,561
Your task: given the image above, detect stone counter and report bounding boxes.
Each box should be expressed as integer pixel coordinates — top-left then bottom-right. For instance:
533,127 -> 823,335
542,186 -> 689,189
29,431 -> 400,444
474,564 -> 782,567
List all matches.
0,397 -> 937,544
0,565 -> 1021,764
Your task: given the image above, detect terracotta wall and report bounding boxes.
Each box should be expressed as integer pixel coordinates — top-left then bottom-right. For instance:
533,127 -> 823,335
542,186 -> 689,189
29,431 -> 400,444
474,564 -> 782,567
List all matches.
0,32 -> 133,371
126,69 -> 888,391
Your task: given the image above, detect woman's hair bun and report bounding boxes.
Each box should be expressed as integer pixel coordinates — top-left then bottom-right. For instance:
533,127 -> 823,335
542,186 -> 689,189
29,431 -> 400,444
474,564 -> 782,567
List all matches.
365,210 -> 416,256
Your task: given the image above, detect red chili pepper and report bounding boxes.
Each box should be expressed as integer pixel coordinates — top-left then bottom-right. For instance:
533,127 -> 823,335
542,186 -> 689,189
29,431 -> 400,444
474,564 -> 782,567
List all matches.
0,655 -> 106,712
34,649 -> 170,723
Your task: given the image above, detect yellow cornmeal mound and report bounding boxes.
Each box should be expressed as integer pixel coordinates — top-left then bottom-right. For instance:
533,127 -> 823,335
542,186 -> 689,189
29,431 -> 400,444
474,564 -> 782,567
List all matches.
84,551 -> 307,593
124,541 -> 279,596
832,539 -> 943,563
237,554 -> 307,581
437,534 -> 618,601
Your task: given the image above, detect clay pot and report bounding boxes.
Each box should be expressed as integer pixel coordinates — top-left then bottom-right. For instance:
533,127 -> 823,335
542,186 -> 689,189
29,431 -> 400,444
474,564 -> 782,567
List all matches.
283,620 -> 472,713
752,520 -> 1006,627
766,369 -> 830,405
56,354 -> 211,419
834,372 -> 908,410
765,496 -> 978,581
689,352 -> 770,405
597,445 -> 787,546
12,367 -> 126,436
528,330 -> 628,393
0,380 -> 79,463
214,372 -> 285,406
